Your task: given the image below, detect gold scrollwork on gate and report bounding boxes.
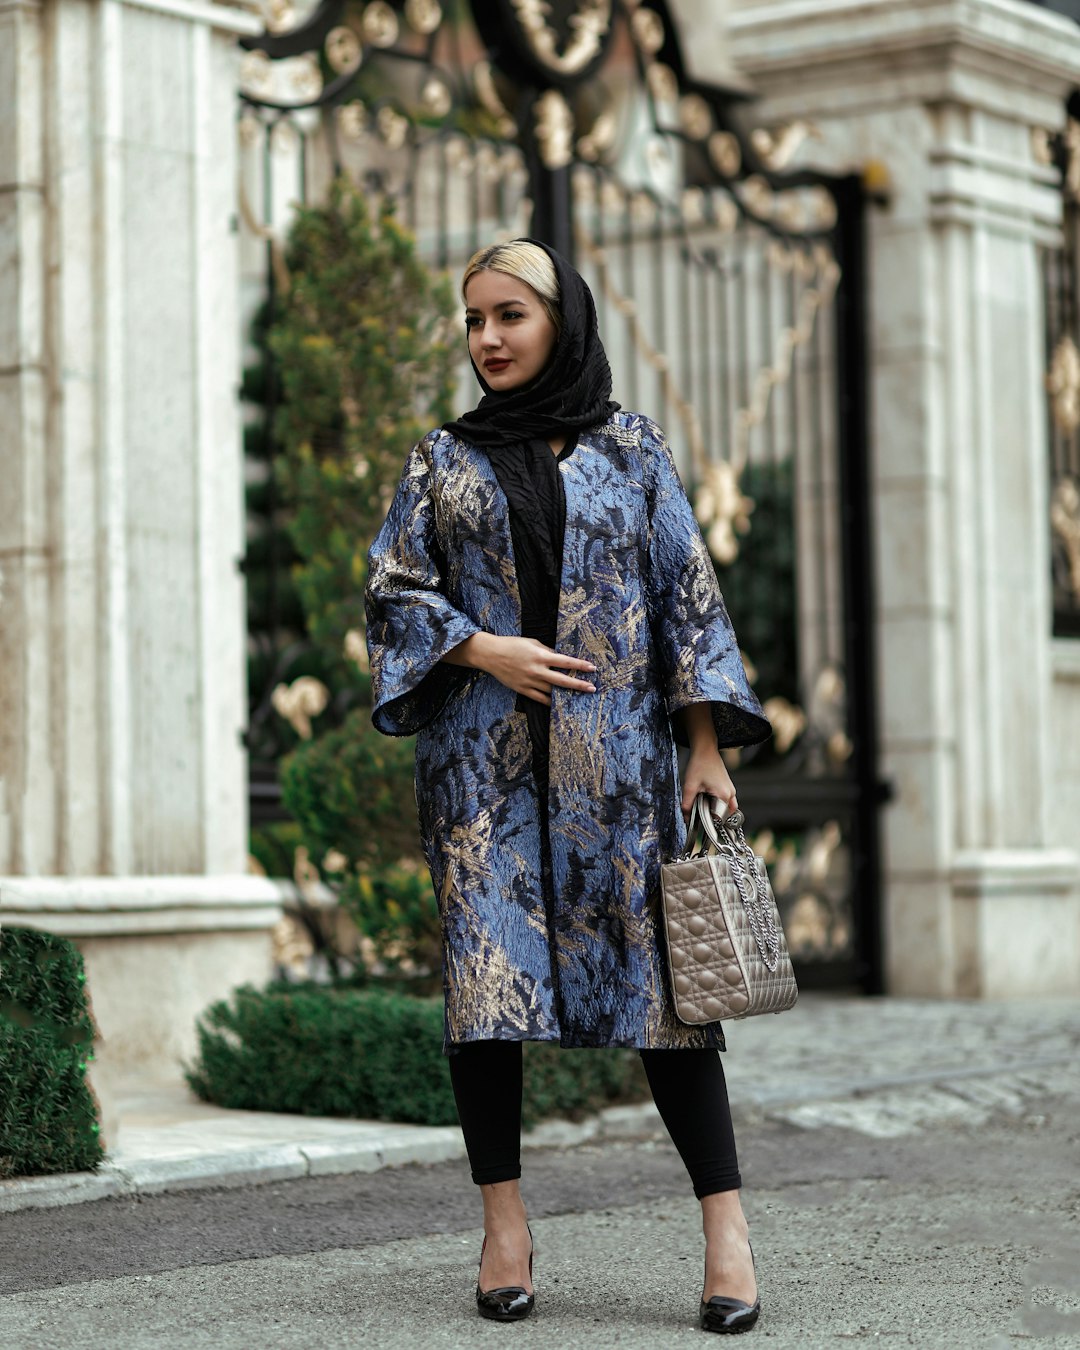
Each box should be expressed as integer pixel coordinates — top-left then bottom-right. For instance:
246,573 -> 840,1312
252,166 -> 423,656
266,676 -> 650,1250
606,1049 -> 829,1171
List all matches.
405,0 -> 443,35
1051,477 -> 1080,604
326,26 -> 362,75
511,0 -> 613,77
362,1 -> 399,47
1047,333 -> 1080,434
473,61 -> 517,139
535,89 -> 574,170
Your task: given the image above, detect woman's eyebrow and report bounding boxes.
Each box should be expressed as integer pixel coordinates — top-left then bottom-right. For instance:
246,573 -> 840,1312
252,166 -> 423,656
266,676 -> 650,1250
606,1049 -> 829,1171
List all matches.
464,298 -> 532,313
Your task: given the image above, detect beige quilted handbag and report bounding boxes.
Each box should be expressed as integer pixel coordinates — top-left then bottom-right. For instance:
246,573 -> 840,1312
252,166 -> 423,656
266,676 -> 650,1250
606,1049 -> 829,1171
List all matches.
660,793 -> 798,1023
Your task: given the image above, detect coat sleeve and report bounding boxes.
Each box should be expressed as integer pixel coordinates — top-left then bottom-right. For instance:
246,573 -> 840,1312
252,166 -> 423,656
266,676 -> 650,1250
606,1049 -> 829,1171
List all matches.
640,417 -> 772,751
364,433 -> 483,737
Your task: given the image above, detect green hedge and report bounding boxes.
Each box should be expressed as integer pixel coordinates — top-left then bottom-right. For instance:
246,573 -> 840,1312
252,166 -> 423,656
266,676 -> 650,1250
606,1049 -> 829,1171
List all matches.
184,981 -> 650,1131
0,928 -> 104,1179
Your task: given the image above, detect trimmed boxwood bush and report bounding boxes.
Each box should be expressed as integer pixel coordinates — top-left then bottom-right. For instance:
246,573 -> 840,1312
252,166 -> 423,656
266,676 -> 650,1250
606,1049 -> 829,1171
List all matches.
0,927 -> 104,1179
184,981 -> 650,1130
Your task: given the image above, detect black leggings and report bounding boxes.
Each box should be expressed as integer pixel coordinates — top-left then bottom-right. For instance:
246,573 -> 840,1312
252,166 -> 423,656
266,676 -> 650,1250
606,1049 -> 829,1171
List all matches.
447,1040 -> 742,1200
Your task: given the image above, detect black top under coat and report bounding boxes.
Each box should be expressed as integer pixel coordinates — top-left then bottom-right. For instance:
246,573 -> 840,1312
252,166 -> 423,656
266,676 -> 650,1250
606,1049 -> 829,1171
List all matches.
443,241 -> 619,788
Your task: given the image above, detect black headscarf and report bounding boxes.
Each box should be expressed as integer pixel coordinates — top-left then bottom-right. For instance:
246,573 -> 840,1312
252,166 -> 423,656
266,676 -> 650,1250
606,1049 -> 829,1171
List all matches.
443,238 -> 620,448
442,240 -> 620,782
441,238 -> 620,624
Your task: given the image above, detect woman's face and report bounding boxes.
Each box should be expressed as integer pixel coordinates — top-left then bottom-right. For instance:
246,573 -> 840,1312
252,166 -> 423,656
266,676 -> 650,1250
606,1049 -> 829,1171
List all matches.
464,269 -> 559,392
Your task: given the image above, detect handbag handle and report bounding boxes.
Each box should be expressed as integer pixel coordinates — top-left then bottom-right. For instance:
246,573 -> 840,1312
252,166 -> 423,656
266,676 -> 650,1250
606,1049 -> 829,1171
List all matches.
681,792 -> 784,972
682,792 -> 747,859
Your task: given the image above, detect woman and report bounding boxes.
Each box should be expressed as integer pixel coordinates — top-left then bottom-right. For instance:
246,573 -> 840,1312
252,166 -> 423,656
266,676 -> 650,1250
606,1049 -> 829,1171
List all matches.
365,239 -> 772,1333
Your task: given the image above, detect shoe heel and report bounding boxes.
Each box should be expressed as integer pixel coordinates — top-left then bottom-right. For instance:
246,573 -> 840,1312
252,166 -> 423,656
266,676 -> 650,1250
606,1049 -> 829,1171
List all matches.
475,1224 -> 536,1322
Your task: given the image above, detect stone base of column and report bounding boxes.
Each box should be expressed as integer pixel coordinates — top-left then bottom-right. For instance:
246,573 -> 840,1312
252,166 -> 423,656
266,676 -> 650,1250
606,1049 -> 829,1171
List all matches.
951,851 -> 1080,997
1,875 -> 286,1150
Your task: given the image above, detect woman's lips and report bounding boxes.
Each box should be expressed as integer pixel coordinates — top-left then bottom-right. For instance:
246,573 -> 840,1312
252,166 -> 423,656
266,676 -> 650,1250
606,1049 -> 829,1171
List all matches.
484,359 -> 511,372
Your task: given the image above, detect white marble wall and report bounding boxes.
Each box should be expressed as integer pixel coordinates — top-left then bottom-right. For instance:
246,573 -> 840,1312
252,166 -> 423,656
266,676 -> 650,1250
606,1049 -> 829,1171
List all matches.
728,0 -> 1080,995
0,0 -> 283,1084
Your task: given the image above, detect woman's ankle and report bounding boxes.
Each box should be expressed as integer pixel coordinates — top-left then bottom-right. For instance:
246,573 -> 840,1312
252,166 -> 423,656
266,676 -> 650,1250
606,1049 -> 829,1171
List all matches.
480,1181 -> 529,1232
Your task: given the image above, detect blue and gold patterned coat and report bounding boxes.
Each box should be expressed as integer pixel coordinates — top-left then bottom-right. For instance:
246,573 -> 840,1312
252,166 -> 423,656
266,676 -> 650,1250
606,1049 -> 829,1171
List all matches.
365,410 -> 770,1055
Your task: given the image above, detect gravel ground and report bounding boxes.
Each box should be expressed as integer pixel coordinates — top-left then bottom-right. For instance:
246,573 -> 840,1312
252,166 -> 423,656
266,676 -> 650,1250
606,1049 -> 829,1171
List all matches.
3,1080 -> 1079,1349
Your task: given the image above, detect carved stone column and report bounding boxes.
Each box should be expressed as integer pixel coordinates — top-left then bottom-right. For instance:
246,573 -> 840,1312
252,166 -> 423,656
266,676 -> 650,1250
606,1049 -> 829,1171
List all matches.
728,0 -> 1080,995
0,0 -> 283,1094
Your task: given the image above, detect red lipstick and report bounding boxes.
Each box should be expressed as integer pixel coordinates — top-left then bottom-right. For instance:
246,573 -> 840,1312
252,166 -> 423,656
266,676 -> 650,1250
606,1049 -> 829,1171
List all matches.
484,358 -> 510,372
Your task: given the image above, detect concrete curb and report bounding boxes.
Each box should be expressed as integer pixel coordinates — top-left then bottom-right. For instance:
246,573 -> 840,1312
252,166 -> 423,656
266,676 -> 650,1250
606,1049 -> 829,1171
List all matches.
0,1101 -> 668,1216
3,1049 -> 1074,1215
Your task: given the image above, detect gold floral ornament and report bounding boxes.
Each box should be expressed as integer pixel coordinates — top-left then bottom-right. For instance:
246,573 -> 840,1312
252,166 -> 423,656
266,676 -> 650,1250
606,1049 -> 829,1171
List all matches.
1047,334 -> 1080,434
678,94 -> 712,141
714,194 -> 739,234
362,0 -> 399,47
750,120 -> 820,171
271,913 -> 315,977
708,131 -> 741,178
577,108 -> 617,163
630,5 -> 664,55
290,53 -> 323,101
1051,477 -> 1080,604
693,460 -> 754,565
646,61 -> 678,104
806,820 -> 842,887
1060,118 -> 1080,202
271,675 -> 329,739
473,61 -> 517,139
270,119 -> 298,154
240,50 -> 274,98
773,192 -> 805,232
421,76 -> 452,119
337,100 -> 367,141
344,627 -> 370,672
809,185 -> 838,230
761,697 -> 807,755
511,0 -> 613,77
405,0 -> 442,34
680,187 -> 706,226
376,104 -> 410,150
325,26 -> 363,75
238,113 -> 262,147
738,173 -> 773,219
263,0 -> 295,34
292,844 -> 321,900
535,89 -> 574,170
784,894 -> 831,956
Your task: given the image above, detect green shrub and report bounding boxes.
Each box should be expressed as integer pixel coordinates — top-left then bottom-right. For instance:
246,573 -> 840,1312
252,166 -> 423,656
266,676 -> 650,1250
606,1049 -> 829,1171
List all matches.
278,705 -> 422,876
248,819 -> 306,881
184,982 -> 649,1130
338,859 -> 441,982
269,177 -> 458,679
0,928 -> 104,1179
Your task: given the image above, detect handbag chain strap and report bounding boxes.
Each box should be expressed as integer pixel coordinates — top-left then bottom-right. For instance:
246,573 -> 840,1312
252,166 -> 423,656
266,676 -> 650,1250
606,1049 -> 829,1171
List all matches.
680,794 -> 783,973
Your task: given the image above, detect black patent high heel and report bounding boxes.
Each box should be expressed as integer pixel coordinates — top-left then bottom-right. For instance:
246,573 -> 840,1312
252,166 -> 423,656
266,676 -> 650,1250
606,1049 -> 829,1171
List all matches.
699,1239 -> 760,1334
476,1222 -> 535,1321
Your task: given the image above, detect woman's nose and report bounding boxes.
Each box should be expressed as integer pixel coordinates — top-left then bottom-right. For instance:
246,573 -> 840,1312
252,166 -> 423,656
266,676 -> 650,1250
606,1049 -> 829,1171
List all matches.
479,325 -> 502,349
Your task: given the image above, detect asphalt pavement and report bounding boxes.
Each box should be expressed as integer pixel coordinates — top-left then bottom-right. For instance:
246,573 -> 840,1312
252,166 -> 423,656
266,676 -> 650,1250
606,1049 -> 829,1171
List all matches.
2,994 -> 1079,1348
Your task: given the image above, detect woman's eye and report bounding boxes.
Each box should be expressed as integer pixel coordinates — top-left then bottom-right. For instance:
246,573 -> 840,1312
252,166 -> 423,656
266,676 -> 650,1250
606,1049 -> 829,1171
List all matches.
464,316 -> 481,329
502,311 -> 523,321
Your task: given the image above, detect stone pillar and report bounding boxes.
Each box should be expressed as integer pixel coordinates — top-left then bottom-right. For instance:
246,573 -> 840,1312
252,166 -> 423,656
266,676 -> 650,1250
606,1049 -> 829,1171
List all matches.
728,0 -> 1080,995
0,0 -> 283,1091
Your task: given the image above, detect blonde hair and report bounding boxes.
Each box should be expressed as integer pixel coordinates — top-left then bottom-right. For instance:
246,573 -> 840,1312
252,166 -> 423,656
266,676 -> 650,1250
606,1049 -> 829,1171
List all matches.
461,241 -> 562,336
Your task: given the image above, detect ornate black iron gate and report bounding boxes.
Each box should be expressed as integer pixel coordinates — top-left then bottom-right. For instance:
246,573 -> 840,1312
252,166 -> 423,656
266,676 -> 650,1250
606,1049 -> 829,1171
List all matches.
237,0 -> 888,992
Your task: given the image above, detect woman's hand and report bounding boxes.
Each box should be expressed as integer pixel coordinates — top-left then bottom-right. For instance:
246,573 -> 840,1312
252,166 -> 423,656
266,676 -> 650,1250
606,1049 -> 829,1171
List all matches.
444,632 -> 596,706
679,703 -> 738,823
